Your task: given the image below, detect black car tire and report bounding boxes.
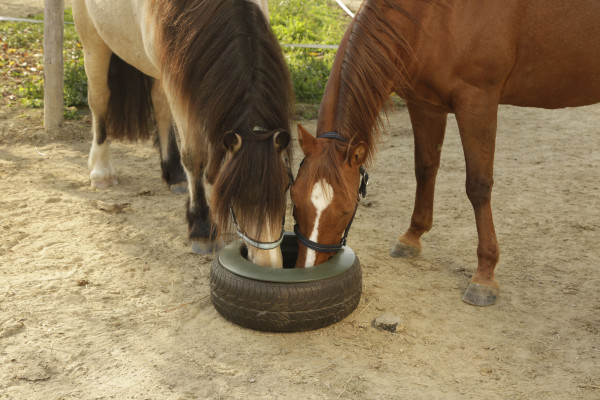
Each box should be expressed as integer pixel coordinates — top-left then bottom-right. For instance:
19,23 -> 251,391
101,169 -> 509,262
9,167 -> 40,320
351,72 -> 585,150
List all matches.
210,232 -> 362,332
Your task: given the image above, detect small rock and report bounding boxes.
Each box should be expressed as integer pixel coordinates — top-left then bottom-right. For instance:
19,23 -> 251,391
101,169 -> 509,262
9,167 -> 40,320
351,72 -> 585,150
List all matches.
479,365 -> 493,375
14,362 -> 50,382
76,279 -> 90,287
0,319 -> 25,338
373,313 -> 405,333
138,188 -> 153,196
94,200 -> 131,213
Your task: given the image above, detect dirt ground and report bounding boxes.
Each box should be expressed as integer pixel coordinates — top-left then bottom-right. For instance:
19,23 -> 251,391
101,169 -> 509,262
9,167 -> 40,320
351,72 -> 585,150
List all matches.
1,1 -> 600,400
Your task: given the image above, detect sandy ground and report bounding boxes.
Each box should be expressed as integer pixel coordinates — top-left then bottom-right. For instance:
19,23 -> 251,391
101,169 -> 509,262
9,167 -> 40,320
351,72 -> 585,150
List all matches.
1,1 -> 600,399
2,101 -> 599,400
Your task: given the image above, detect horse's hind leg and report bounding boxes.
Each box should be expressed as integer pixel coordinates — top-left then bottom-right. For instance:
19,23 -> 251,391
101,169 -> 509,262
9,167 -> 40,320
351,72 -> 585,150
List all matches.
391,103 -> 447,258
73,5 -> 117,189
87,52 -> 119,188
151,80 -> 187,193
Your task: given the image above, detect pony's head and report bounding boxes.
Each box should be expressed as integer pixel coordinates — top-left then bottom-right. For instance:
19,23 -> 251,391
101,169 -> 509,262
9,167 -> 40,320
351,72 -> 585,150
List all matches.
154,0 -> 295,268
210,127 -> 292,268
291,124 -> 368,268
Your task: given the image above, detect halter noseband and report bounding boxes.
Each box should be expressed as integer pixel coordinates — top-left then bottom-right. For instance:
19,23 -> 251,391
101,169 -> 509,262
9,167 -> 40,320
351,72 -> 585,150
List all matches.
293,131 -> 369,253
231,207 -> 286,250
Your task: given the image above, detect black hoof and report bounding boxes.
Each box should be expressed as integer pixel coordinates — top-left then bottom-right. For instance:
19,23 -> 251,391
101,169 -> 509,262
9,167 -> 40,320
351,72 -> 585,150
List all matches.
462,282 -> 499,306
169,181 -> 188,194
390,241 -> 420,258
191,239 -> 224,254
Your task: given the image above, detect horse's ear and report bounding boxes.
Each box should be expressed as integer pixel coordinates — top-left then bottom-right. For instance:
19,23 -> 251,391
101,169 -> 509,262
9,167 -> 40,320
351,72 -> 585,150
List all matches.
273,130 -> 291,152
223,131 -> 242,154
297,123 -> 316,155
350,142 -> 368,167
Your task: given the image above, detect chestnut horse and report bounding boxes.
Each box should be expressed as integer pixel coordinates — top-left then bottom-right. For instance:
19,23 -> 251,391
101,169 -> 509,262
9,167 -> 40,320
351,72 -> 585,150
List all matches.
73,0 -> 294,267
291,0 -> 600,304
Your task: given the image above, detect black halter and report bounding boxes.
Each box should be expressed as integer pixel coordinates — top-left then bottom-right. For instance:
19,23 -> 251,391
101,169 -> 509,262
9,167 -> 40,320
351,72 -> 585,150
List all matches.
293,132 -> 369,253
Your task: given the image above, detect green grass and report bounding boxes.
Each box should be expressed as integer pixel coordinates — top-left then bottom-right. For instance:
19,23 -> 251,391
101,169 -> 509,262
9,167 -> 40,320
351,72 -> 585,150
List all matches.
0,2 -> 351,118
270,0 -> 349,104
0,8 -> 86,118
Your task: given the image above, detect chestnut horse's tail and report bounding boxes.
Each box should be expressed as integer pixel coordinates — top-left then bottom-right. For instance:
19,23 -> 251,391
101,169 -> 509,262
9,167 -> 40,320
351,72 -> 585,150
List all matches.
105,53 -> 154,142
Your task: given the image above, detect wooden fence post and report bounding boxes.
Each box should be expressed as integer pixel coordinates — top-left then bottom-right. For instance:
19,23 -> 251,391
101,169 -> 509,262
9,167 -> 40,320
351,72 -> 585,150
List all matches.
43,0 -> 64,131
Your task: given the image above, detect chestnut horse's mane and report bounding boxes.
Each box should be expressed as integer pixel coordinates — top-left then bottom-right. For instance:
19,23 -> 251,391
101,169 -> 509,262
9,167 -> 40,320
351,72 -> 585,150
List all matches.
154,0 -> 294,233
334,0 -> 416,165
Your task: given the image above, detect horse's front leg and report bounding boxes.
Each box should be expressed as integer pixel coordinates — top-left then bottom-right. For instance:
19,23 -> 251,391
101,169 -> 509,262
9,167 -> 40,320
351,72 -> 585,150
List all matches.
180,150 -> 223,254
151,80 -> 187,194
455,96 -> 500,306
391,103 -> 447,258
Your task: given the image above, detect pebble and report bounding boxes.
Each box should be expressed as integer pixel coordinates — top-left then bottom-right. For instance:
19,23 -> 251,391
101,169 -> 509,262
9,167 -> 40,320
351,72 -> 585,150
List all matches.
373,313 -> 405,333
0,319 -> 25,338
94,200 -> 131,213
361,199 -> 373,207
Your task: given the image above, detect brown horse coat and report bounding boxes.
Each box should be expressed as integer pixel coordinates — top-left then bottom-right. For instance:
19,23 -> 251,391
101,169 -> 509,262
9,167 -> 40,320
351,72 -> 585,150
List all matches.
292,0 -> 599,304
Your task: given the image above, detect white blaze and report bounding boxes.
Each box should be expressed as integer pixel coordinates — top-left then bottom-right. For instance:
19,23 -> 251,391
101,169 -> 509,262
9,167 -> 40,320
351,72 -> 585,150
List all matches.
305,179 -> 334,268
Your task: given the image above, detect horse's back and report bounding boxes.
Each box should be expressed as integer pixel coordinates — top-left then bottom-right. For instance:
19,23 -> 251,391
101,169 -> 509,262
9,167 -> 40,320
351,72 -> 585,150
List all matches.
404,0 -> 600,109
73,0 -> 159,77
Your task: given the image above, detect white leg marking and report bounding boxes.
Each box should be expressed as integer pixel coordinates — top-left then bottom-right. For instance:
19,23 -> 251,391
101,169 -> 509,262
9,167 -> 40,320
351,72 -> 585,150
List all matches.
305,179 -> 334,268
89,140 -> 117,188
184,168 -> 195,208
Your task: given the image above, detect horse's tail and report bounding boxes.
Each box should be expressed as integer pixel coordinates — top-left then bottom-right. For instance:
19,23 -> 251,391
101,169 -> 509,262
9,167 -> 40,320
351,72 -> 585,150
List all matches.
105,53 -> 154,141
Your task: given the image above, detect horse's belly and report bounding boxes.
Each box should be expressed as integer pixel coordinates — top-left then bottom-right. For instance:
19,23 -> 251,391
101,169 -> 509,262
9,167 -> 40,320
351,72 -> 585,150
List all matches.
501,60 -> 600,109
82,0 -> 160,78
500,2 -> 600,109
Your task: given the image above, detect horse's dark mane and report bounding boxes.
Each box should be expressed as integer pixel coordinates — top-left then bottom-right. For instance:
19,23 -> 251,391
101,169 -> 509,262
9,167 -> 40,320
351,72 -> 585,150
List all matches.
155,0 -> 294,234
335,0 -> 414,165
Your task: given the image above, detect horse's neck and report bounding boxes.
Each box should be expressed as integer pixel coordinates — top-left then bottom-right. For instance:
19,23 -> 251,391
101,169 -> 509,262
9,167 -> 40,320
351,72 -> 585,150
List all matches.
316,21 -> 394,143
316,29 -> 350,135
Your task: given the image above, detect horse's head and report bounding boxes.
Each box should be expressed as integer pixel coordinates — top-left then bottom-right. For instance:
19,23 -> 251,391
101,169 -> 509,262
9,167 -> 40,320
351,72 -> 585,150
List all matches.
210,127 -> 292,268
291,123 -> 368,268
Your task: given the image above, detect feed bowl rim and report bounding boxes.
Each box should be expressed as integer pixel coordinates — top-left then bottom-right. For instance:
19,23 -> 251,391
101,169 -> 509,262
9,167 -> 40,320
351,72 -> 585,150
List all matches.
217,232 -> 357,283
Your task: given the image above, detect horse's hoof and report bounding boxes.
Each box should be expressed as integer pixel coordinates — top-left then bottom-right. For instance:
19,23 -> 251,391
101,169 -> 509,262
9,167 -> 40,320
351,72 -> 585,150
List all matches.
169,182 -> 188,194
191,239 -> 224,254
91,176 -> 118,189
462,282 -> 500,306
390,241 -> 420,258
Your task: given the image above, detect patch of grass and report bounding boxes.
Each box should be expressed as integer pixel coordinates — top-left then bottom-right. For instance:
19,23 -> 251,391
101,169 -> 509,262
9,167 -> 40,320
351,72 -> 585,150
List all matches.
0,8 -> 86,117
0,3 -> 351,119
269,0 -> 350,105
